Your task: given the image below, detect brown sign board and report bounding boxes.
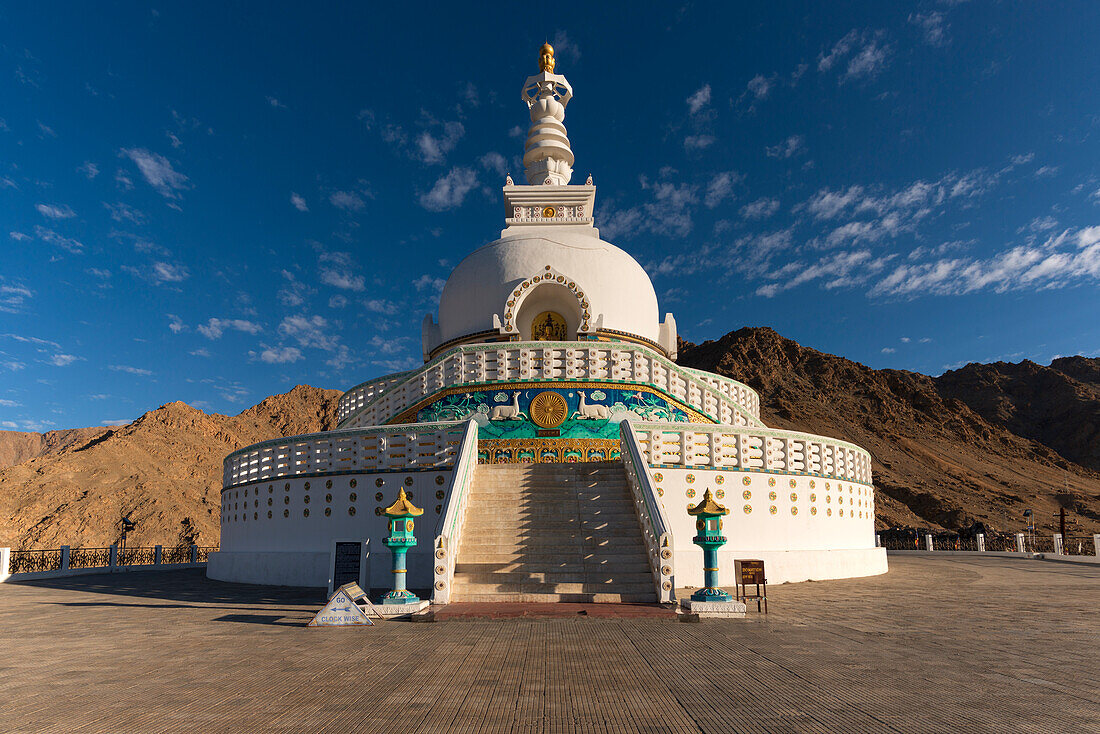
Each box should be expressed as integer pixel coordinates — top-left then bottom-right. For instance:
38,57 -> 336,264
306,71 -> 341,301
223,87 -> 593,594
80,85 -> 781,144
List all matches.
735,559 -> 765,585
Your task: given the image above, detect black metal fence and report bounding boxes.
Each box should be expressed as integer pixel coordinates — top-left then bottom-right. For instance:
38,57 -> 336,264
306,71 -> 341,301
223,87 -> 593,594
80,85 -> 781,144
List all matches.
881,532 -> 1097,556
6,545 -> 219,575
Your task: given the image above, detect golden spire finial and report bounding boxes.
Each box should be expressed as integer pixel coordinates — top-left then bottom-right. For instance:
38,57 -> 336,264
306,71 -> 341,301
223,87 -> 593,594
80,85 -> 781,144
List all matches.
539,42 -> 555,73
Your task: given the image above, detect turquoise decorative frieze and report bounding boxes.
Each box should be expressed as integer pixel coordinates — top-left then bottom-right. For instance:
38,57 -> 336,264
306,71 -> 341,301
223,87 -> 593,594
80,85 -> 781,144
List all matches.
416,385 -> 692,441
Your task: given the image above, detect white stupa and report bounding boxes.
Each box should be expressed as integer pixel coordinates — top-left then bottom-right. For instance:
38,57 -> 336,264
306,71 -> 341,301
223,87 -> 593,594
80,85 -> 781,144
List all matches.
209,45 -> 886,599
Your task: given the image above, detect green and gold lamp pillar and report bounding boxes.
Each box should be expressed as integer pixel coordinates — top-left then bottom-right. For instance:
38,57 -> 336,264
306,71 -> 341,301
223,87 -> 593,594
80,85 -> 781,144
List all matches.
381,488 -> 424,605
688,489 -> 731,603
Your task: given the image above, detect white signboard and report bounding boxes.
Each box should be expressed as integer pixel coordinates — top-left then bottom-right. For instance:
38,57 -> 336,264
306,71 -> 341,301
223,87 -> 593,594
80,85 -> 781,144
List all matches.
308,588 -> 374,627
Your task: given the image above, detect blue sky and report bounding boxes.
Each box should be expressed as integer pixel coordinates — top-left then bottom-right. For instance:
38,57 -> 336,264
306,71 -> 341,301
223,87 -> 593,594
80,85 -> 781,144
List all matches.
2,2 -> 1100,431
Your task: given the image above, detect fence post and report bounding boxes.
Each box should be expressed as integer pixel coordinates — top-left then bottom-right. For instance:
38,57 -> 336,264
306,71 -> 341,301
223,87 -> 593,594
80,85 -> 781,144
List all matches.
875,533 -> 881,548
1053,534 -> 1063,556
977,533 -> 985,552
0,547 -> 9,582
924,534 -> 934,551
1015,533 -> 1025,553
154,545 -> 163,565
1094,534 -> 1100,557
190,544 -> 198,564
109,544 -> 118,569
60,545 -> 71,571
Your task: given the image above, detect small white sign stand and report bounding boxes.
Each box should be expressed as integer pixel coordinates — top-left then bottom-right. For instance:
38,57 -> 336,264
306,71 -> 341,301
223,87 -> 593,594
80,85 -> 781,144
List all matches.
309,582 -> 386,627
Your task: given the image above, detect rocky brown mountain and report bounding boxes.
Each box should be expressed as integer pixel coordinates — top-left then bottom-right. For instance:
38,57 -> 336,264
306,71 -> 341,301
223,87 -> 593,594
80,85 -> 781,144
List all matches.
678,328 -> 1100,535
0,385 -> 341,550
2,330 -> 1097,551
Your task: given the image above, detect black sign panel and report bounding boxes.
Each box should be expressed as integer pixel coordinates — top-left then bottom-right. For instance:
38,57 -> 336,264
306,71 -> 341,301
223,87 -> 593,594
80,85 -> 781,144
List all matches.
333,542 -> 362,589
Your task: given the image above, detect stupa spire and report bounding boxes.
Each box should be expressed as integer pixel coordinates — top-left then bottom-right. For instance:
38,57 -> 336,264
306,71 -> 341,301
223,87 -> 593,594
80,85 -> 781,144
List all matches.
521,43 -> 575,185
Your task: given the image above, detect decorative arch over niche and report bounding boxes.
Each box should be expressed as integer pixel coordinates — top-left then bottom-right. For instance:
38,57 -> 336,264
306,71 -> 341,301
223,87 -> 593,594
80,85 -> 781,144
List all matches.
495,265 -> 599,340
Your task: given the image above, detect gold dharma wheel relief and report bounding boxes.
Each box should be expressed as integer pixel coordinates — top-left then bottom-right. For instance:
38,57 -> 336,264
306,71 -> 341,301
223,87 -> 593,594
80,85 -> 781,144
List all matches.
542,206 -> 556,218
529,391 -> 569,429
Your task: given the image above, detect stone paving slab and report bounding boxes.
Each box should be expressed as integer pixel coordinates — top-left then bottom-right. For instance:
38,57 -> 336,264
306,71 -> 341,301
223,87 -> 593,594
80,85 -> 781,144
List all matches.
0,555 -> 1097,733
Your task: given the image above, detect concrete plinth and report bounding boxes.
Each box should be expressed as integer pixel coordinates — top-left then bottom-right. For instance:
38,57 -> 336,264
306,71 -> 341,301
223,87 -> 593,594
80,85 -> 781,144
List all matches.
679,598 -> 747,618
375,600 -> 431,618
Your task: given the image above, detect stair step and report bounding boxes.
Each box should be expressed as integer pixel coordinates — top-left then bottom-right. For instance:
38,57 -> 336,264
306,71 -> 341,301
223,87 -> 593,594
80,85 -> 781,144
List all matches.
454,570 -> 653,584
453,592 -> 657,603
452,580 -> 654,593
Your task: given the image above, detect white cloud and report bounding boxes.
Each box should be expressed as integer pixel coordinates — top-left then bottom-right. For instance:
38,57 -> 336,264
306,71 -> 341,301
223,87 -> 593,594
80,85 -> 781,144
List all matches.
266,96 -> 286,108
870,227 -> 1100,297
420,167 -> 478,211
329,190 -> 365,212
881,347 -> 897,354
741,197 -> 780,219
318,251 -> 365,291
746,74 -> 774,99
290,193 -> 308,212
508,126 -> 524,138
197,318 -> 262,340
479,152 -> 508,177
0,281 -> 34,313
77,161 -> 99,179
120,148 -> 189,198
900,337 -> 911,343
2,360 -> 25,371
0,399 -> 20,407
413,275 -> 445,295
36,203 -> 75,219
364,299 -> 399,315
109,364 -> 153,376
819,29 -> 892,81
101,419 -> 132,426
704,172 -> 741,208
766,135 -> 806,159
104,202 -> 146,225
279,314 -> 339,351
167,314 -> 187,333
34,226 -> 84,254
909,12 -> 948,46
551,30 -> 581,64
49,353 -> 82,366
601,177 -> 699,240
9,232 -> 30,242
328,294 -> 348,309
686,84 -> 711,114
123,261 -> 189,284
684,135 -> 715,152
252,346 -> 302,364
416,121 -> 465,164
278,270 -> 313,307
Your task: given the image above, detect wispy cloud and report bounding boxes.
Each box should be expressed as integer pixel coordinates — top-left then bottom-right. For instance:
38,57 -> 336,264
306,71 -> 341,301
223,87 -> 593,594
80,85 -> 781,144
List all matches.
197,318 -> 262,339
36,203 -> 75,219
251,345 -> 302,364
765,135 -> 806,159
819,29 -> 892,81
49,353 -> 82,366
909,11 -> 949,46
120,148 -> 190,199
318,251 -> 365,291
741,197 -> 781,220
704,172 -> 742,208
329,190 -> 365,212
686,84 -> 711,114
417,121 -> 464,164
420,168 -> 478,211
109,364 -> 153,376
290,192 -> 308,212
77,161 -> 99,179
34,226 -> 84,254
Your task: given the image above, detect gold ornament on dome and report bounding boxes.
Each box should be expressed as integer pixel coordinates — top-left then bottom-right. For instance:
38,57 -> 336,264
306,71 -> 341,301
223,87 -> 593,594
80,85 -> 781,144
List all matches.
529,390 -> 568,429
539,43 -> 555,73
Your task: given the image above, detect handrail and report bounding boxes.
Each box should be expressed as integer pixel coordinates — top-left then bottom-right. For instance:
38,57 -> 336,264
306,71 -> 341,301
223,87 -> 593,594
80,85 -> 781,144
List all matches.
620,420 -> 675,604
431,419 -> 481,605
338,340 -> 763,431
336,370 -> 416,423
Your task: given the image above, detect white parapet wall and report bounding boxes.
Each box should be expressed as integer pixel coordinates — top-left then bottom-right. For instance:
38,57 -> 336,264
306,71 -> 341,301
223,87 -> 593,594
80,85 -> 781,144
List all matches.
213,422 -> 471,589
337,341 -> 763,430
630,422 -> 886,586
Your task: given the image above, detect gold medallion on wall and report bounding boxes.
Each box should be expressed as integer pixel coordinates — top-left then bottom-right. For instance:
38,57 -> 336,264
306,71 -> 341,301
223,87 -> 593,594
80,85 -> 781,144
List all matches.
529,390 -> 568,429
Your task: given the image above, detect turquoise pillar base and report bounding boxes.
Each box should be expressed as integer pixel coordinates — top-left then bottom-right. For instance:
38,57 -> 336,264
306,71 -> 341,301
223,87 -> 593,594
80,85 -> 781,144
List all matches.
691,586 -> 732,602
382,589 -> 421,604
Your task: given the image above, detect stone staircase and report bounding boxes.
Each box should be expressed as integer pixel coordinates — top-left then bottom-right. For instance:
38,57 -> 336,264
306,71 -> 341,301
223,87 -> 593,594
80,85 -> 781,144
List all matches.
451,461 -> 657,603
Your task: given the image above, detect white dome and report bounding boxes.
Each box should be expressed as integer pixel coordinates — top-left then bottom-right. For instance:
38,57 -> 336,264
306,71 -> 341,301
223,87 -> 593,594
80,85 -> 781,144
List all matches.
432,229 -> 667,353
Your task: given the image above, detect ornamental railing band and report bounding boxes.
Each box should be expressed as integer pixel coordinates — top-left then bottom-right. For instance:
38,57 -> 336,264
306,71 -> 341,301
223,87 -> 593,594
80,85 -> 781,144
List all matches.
222,422 -> 467,490
630,423 -> 873,485
5,545 -> 218,575
337,342 -> 763,432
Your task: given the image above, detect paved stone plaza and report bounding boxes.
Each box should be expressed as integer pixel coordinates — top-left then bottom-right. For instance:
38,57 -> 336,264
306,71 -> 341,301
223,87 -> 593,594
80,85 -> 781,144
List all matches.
1,555 -> 1097,733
